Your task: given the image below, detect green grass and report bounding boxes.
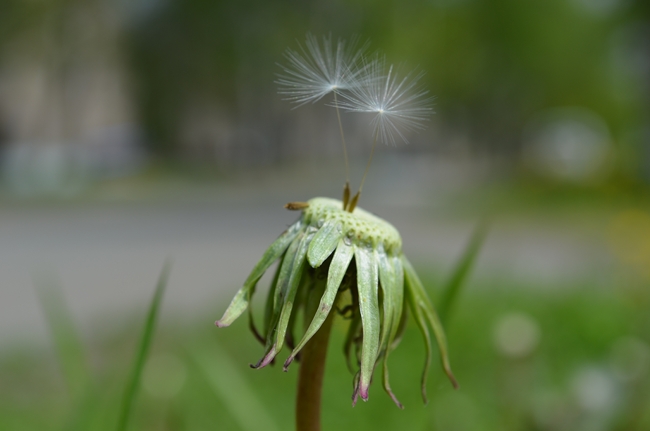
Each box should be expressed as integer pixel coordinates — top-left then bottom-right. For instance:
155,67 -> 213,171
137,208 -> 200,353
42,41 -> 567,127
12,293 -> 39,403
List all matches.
116,260 -> 171,431
437,218 -> 489,325
3,268 -> 649,431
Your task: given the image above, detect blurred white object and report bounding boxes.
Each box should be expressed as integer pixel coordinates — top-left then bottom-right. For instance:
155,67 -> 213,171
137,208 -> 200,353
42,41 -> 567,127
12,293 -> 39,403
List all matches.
493,312 -> 541,358
571,366 -> 619,413
522,107 -> 611,182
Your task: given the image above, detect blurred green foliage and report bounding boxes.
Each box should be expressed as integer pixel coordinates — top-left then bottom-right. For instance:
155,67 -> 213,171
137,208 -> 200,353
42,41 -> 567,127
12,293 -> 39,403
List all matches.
2,269 -> 649,431
0,0 -> 648,179
123,0 -> 650,168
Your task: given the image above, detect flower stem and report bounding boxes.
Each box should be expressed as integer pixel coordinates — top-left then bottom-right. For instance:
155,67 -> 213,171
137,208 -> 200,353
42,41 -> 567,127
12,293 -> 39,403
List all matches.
296,304 -> 336,431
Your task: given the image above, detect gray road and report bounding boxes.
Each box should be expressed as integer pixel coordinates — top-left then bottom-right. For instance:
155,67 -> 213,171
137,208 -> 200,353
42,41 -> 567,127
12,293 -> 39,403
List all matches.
0,158 -> 613,346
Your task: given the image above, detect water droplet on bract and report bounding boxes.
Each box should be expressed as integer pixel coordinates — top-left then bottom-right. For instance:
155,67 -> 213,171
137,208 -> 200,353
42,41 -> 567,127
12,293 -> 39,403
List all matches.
308,226 -> 318,234
336,223 -> 343,233
343,235 -> 353,246
317,219 -> 325,228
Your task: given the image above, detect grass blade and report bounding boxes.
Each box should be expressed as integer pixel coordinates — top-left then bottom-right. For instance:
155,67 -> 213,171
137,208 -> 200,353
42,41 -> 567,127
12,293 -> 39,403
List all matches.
437,220 -> 489,325
34,271 -> 100,431
193,341 -> 280,431
116,260 -> 172,431
33,271 -> 89,397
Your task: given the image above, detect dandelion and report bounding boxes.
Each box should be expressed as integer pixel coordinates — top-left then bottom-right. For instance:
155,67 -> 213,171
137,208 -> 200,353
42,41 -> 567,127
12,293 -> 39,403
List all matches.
216,36 -> 456,431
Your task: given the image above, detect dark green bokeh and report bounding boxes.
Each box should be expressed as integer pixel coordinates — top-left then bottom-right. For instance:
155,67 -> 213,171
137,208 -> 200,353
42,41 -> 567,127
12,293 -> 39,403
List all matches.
3,0 -> 647,179
3,266 -> 649,431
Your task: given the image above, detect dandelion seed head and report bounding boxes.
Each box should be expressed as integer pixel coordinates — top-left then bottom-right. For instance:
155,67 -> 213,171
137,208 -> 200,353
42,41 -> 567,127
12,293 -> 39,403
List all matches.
276,33 -> 369,107
336,58 -> 434,145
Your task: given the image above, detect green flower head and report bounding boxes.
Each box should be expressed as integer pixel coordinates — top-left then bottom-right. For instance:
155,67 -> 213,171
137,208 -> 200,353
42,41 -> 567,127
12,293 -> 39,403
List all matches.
216,197 -> 457,407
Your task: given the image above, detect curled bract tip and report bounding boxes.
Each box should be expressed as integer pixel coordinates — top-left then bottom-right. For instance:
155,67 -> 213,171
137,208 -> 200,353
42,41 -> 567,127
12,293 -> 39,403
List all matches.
447,369 -> 459,390
251,347 -> 278,370
359,385 -> 370,401
283,355 -> 296,372
390,394 -> 404,410
285,202 -> 310,211
351,389 -> 359,407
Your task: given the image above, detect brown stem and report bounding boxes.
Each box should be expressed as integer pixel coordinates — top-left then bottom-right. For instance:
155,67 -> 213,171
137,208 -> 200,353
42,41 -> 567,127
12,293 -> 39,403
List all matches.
296,309 -> 336,431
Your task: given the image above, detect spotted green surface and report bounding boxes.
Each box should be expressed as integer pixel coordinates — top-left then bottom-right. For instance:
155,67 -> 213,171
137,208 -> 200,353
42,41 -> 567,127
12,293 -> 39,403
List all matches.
303,197 -> 402,255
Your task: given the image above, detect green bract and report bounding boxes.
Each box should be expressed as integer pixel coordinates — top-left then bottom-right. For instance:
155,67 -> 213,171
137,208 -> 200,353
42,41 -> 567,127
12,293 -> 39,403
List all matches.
216,197 -> 457,406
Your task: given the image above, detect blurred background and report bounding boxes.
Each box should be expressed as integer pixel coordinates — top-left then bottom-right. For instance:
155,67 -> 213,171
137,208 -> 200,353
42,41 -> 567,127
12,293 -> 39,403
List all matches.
1,0 -> 649,430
